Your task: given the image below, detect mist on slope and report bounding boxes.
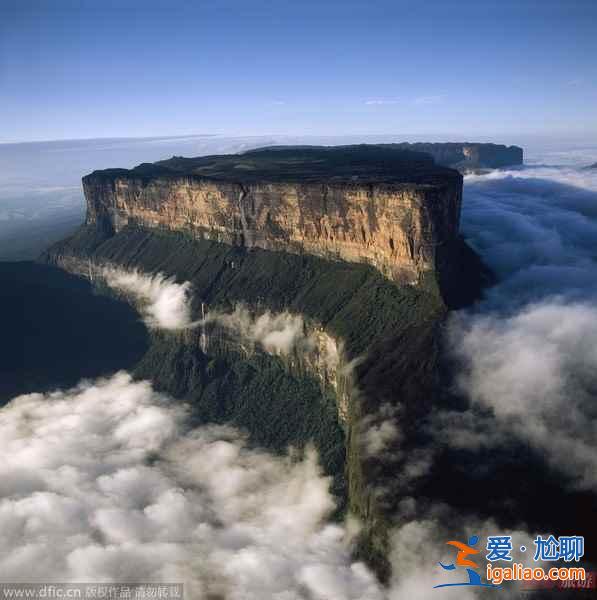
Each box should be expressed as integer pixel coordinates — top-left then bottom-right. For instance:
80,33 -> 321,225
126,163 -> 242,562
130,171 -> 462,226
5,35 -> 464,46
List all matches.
103,267 -> 195,330
101,266 -> 346,373
204,304 -> 311,356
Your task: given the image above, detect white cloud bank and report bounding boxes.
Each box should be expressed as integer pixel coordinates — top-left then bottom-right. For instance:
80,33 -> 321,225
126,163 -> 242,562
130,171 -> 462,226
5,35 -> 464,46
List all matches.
1,374 -> 535,599
0,373 -> 384,599
386,513 -> 537,600
451,301 -> 597,491
203,304 -> 343,370
444,156 -> 597,491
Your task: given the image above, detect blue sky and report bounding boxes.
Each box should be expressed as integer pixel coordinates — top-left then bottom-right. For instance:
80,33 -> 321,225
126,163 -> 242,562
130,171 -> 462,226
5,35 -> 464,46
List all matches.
2,0 -> 596,142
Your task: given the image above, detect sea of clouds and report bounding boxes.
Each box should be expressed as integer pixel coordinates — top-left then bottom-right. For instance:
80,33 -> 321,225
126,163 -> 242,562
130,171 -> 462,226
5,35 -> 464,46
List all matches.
442,157 -> 597,492
0,373 -> 381,598
1,372 -> 537,599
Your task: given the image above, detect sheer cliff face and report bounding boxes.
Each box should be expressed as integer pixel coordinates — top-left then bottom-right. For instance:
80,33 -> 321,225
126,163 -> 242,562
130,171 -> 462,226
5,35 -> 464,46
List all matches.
84,174 -> 462,285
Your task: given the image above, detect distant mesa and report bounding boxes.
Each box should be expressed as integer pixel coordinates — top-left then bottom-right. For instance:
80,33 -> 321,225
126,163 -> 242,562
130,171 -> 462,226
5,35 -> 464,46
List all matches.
587,162 -> 597,169
387,142 -> 523,170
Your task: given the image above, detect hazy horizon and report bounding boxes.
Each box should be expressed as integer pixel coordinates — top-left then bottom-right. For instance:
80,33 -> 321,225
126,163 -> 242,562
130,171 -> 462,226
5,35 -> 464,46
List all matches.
3,130 -> 596,146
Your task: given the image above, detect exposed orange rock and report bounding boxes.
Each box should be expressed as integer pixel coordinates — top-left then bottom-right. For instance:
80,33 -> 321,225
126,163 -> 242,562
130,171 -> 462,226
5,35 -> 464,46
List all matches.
84,175 -> 461,285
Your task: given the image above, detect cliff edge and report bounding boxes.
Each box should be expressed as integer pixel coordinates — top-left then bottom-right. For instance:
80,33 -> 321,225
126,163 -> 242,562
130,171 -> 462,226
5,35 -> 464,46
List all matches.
83,145 -> 463,287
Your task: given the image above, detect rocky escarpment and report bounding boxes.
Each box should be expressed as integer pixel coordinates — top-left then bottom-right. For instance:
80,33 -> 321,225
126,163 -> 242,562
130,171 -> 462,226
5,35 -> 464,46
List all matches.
83,145 -> 463,287
43,145 -> 494,581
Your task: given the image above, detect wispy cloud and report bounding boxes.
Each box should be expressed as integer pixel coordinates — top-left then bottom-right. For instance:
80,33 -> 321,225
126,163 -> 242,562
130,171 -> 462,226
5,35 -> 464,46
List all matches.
413,95 -> 444,105
364,98 -> 400,105
103,267 -> 193,330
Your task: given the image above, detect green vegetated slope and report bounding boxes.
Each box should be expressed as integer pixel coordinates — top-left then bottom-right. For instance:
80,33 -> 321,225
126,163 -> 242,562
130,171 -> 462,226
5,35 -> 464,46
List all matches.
45,224 -> 449,577
49,225 -> 444,355
135,329 -> 347,504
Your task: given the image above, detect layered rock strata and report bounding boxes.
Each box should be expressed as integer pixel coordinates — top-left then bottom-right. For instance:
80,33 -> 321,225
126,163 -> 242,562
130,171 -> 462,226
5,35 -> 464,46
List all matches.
83,145 -> 463,285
